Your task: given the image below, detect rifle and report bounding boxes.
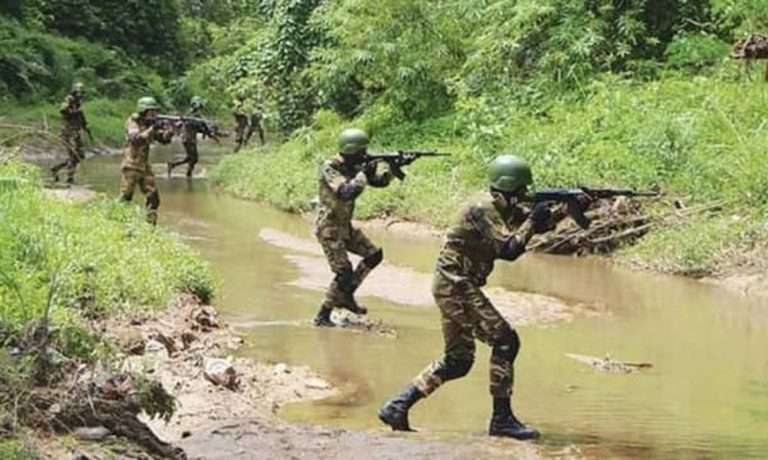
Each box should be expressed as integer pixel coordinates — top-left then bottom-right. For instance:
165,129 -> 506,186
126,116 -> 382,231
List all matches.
363,150 -> 450,180
526,187 -> 659,230
154,115 -> 221,141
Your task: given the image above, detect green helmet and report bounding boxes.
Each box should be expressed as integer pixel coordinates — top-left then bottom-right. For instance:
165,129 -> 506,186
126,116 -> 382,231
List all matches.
137,96 -> 160,113
488,155 -> 533,192
338,128 -> 369,156
190,96 -> 205,108
72,82 -> 85,93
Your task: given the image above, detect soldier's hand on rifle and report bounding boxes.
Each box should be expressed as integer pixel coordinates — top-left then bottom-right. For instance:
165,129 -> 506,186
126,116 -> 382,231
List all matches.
529,202 -> 553,234
575,192 -> 593,211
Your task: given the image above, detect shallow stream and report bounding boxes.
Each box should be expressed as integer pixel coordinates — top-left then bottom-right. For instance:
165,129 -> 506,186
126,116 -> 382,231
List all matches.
75,145 -> 768,458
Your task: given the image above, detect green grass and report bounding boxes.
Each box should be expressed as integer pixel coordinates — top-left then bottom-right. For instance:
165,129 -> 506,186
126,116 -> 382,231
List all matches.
0,98 -> 136,147
0,440 -> 38,460
212,71 -> 768,276
0,156 -> 215,361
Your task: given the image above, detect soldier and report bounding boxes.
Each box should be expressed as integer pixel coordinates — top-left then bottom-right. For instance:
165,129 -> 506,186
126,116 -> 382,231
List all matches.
244,110 -> 265,146
378,155 -> 590,439
167,96 -> 213,177
233,96 -> 250,153
120,97 -> 174,225
313,128 -> 394,327
51,82 -> 93,184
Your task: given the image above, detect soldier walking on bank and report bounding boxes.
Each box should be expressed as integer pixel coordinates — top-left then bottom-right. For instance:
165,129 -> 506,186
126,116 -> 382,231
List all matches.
167,96 -> 215,177
312,128 -> 394,327
51,82 -> 93,184
233,96 -> 250,153
120,97 -> 174,225
378,155 -> 591,440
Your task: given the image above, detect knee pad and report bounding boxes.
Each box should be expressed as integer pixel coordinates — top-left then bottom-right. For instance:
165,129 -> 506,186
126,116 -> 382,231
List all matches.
363,248 -> 383,268
146,191 -> 160,210
437,354 -> 474,381
492,326 -> 520,362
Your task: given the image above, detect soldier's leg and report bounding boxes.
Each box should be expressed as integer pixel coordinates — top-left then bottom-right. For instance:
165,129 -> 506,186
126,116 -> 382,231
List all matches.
120,170 -> 138,202
314,232 -> 355,325
52,131 -> 75,181
346,227 -> 383,293
66,133 -> 84,184
139,172 -> 160,226
379,278 -> 475,431
467,287 -> 538,440
185,142 -> 198,177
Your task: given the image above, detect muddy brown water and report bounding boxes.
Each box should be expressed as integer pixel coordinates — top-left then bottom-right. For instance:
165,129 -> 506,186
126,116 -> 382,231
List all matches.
69,145 -> 768,459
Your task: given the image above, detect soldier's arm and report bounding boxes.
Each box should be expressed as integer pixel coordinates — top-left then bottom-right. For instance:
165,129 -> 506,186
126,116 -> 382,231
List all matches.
467,205 -> 532,261
126,118 -> 154,145
365,162 -> 393,188
321,162 -> 367,201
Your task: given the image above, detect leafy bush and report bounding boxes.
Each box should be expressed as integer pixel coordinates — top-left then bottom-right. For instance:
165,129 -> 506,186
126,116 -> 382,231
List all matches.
0,159 -> 215,361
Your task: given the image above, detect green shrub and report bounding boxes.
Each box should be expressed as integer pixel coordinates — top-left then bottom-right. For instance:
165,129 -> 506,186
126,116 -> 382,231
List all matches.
0,159 -> 215,361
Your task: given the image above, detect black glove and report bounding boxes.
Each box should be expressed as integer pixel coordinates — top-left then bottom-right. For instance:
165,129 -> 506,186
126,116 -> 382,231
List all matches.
529,202 -> 552,234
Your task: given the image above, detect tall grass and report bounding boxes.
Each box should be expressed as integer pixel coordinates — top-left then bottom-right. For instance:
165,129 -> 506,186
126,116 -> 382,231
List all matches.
212,71 -> 768,275
0,158 -> 215,361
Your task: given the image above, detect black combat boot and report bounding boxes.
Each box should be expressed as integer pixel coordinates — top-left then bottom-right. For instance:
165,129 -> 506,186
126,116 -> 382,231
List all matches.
378,384 -> 424,431
488,397 -> 540,440
313,303 -> 335,327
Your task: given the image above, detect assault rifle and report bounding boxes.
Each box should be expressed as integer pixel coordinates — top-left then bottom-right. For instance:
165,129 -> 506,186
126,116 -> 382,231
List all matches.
526,187 -> 659,229
154,115 -> 222,140
363,150 -> 449,180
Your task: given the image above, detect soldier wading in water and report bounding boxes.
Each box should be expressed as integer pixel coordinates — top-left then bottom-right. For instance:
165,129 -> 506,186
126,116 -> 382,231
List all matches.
313,128 -> 395,327
378,155 -> 591,439
120,97 -> 175,225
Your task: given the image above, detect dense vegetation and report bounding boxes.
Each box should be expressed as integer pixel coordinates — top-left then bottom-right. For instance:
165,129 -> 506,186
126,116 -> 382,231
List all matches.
0,154 -> 214,357
3,1 -> 768,277
205,0 -> 768,275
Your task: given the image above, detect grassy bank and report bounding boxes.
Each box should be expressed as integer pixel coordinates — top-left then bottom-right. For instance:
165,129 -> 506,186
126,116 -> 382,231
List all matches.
0,98 -> 137,147
212,72 -> 768,276
0,154 -> 215,453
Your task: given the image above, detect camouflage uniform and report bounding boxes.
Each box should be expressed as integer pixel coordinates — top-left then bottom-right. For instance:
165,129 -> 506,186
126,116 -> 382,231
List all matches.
233,100 -> 249,152
244,111 -> 265,146
315,156 -> 392,310
168,107 -> 202,176
120,113 -> 173,225
412,199 -> 550,398
51,94 -> 87,182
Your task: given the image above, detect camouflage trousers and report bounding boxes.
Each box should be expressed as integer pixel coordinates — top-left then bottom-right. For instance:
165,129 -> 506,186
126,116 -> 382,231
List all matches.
412,273 -> 519,398
120,167 -> 160,225
233,115 -> 249,151
51,130 -> 84,181
168,142 -> 199,176
316,225 -> 381,308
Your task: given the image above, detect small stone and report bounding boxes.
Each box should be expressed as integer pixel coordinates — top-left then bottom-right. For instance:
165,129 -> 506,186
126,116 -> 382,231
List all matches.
204,357 -> 239,390
181,331 -> 197,349
74,426 -> 111,441
274,363 -> 289,374
145,339 -> 170,360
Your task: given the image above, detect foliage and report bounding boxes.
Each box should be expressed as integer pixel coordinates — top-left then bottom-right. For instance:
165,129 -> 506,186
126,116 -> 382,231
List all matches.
0,16 -> 163,103
0,440 -> 38,460
214,71 -> 768,274
0,159 -> 215,361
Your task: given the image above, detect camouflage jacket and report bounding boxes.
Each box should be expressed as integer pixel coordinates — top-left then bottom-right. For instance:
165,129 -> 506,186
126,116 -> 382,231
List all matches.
181,108 -> 203,144
436,198 -> 563,287
59,95 -> 87,133
314,156 -> 392,239
121,113 -> 172,171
